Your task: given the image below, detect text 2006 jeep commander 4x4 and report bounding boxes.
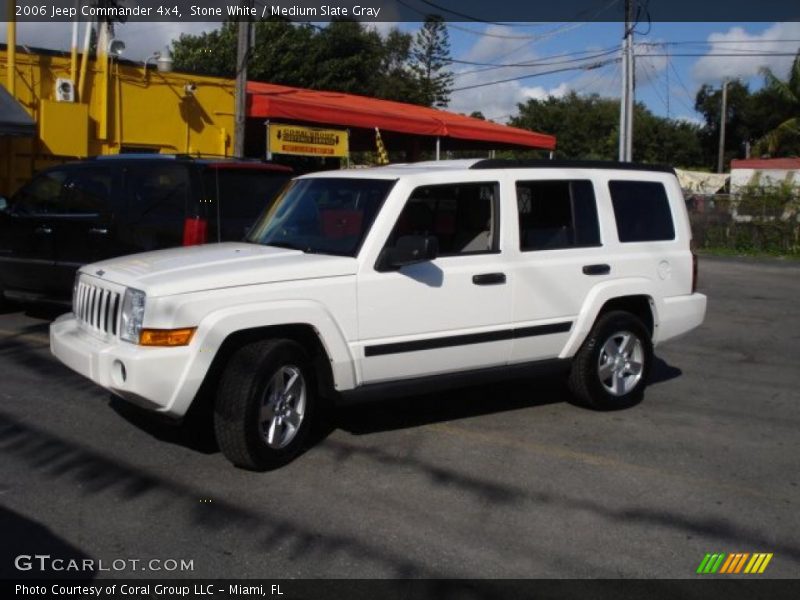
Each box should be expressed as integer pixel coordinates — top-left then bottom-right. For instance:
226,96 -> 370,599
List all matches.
51,159 -> 707,470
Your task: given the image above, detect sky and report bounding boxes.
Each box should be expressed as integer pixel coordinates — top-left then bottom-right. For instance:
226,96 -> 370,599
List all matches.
2,19 -> 799,126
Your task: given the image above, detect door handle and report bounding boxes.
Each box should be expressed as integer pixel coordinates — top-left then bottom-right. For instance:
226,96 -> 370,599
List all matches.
35,225 -> 52,235
472,272 -> 506,285
583,264 -> 610,276
89,227 -> 109,235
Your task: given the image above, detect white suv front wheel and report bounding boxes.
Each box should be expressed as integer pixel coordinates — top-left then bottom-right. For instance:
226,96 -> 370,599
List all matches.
214,339 -> 316,470
568,311 -> 653,410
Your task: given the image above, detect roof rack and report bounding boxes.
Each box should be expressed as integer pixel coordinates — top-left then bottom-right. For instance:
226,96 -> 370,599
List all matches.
469,159 -> 675,174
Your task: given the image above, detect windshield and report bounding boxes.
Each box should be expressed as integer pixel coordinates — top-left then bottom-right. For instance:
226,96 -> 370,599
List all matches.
246,177 -> 396,256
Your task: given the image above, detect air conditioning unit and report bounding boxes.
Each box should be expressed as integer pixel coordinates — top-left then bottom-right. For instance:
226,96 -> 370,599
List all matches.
55,78 -> 76,103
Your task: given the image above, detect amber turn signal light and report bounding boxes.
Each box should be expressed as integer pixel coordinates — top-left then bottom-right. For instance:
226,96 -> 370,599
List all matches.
139,328 -> 196,347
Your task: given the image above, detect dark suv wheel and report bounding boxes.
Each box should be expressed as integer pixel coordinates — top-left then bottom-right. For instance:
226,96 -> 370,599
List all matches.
568,310 -> 653,410
214,339 -> 316,470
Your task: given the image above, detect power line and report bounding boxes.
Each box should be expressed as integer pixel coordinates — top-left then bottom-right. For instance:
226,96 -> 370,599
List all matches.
667,56 -> 699,115
637,52 -> 800,57
451,58 -> 619,92
449,47 -> 621,69
646,39 -> 800,46
415,0 -> 621,27
641,60 -> 669,112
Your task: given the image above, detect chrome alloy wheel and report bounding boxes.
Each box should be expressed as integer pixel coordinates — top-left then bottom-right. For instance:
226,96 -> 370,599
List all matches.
259,365 -> 307,449
597,330 -> 645,397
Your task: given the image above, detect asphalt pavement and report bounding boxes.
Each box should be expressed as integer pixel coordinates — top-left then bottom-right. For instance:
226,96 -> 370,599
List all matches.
0,256 -> 798,580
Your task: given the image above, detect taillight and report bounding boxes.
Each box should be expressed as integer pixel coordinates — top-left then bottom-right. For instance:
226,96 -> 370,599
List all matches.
182,217 -> 208,246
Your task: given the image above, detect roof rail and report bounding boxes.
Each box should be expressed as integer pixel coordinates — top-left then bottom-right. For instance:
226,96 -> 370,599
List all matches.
469,159 -> 675,174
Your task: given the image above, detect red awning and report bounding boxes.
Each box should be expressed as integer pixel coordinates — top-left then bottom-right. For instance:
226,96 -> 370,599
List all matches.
731,158 -> 800,170
247,82 -> 556,151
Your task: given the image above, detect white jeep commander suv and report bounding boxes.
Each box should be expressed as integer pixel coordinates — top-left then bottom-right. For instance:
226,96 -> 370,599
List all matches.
51,159 -> 707,470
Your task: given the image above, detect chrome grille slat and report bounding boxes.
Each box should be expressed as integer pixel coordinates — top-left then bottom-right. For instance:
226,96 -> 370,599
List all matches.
74,277 -> 122,338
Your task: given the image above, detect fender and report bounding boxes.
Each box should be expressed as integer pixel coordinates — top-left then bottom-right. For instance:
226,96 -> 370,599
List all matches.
559,277 -> 660,359
165,299 -> 357,416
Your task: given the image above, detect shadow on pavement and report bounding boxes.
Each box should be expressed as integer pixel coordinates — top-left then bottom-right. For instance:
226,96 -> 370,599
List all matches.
0,505 -> 95,580
649,356 -> 682,386
1,405 -> 799,579
336,374 -> 568,436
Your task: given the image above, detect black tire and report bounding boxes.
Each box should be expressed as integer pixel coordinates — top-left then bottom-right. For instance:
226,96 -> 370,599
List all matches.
214,339 -> 317,470
567,310 -> 653,410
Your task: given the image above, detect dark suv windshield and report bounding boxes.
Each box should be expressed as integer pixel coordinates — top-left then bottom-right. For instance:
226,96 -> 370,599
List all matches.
246,178 -> 396,256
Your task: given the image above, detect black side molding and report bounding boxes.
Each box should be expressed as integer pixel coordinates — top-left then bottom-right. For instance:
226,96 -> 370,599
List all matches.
364,321 -> 572,357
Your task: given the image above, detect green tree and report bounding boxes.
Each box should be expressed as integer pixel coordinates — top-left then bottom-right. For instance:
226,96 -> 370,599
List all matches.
695,80 -> 755,170
171,20 -> 429,104
171,22 -> 237,77
510,92 -> 618,160
511,91 -> 704,168
410,16 -> 454,108
752,52 -> 800,157
372,29 -> 427,104
248,19 -> 317,87
309,20 -> 385,95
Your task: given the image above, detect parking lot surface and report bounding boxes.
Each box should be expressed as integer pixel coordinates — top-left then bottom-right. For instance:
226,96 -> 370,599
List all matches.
1,257 -> 798,579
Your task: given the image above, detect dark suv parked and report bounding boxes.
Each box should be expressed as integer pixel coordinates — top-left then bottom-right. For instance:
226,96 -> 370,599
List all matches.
0,155 -> 292,304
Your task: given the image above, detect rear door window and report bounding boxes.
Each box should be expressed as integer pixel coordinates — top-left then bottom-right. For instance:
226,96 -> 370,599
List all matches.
125,163 -> 190,220
516,180 -> 600,250
122,163 -> 191,250
203,167 -> 292,241
609,180 -> 675,242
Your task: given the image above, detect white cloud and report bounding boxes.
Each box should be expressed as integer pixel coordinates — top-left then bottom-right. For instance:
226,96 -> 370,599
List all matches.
634,41 -> 668,85
521,82 -> 570,101
675,114 -> 704,127
448,25 -> 625,122
692,22 -> 800,84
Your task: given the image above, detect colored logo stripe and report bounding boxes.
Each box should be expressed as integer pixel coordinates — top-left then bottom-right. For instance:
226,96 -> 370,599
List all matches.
697,552 -> 773,574
697,553 -> 726,573
745,553 -> 773,574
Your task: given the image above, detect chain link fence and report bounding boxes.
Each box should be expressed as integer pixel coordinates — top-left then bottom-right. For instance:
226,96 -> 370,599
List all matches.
686,184 -> 800,256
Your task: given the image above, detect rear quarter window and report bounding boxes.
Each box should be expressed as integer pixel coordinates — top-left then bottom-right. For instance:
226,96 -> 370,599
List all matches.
608,180 -> 675,242
204,168 -> 291,219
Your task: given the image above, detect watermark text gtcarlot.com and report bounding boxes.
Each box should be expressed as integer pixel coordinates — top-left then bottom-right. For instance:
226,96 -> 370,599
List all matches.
14,554 -> 194,572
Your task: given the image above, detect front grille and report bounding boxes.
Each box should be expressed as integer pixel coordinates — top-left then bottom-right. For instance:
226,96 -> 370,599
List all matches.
75,280 -> 121,337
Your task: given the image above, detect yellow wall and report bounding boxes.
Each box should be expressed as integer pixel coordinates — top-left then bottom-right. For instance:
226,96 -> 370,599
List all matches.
1,48 -> 235,196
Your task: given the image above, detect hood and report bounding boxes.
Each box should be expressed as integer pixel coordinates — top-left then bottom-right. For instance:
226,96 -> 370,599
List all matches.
83,242 -> 357,297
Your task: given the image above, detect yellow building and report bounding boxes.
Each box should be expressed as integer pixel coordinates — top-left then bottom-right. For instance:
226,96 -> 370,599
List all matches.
1,45 -> 235,196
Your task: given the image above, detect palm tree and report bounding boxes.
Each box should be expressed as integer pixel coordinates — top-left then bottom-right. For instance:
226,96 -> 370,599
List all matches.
753,52 -> 800,157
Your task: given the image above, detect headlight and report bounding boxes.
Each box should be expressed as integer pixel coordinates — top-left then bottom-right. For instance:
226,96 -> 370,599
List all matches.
120,288 -> 146,344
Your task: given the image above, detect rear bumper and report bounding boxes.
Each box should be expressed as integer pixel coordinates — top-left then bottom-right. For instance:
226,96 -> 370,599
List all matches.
50,314 -> 194,417
656,293 -> 707,345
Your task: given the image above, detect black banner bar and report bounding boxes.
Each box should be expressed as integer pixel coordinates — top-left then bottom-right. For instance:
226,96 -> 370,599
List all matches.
2,0 -> 800,23
5,579 -> 800,600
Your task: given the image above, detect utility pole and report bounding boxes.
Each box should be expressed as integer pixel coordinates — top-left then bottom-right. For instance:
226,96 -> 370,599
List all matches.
717,79 -> 728,174
6,3 -> 16,97
233,2 -> 252,159
618,0 -> 635,162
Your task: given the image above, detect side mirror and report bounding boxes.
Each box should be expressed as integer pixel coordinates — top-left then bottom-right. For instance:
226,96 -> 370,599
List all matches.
379,235 -> 439,271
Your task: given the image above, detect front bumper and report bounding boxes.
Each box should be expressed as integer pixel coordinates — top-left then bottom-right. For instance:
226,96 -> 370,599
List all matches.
50,314 -> 195,417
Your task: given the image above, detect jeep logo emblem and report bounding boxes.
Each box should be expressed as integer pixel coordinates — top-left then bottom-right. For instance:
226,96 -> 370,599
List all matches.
95,269 -> 105,277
